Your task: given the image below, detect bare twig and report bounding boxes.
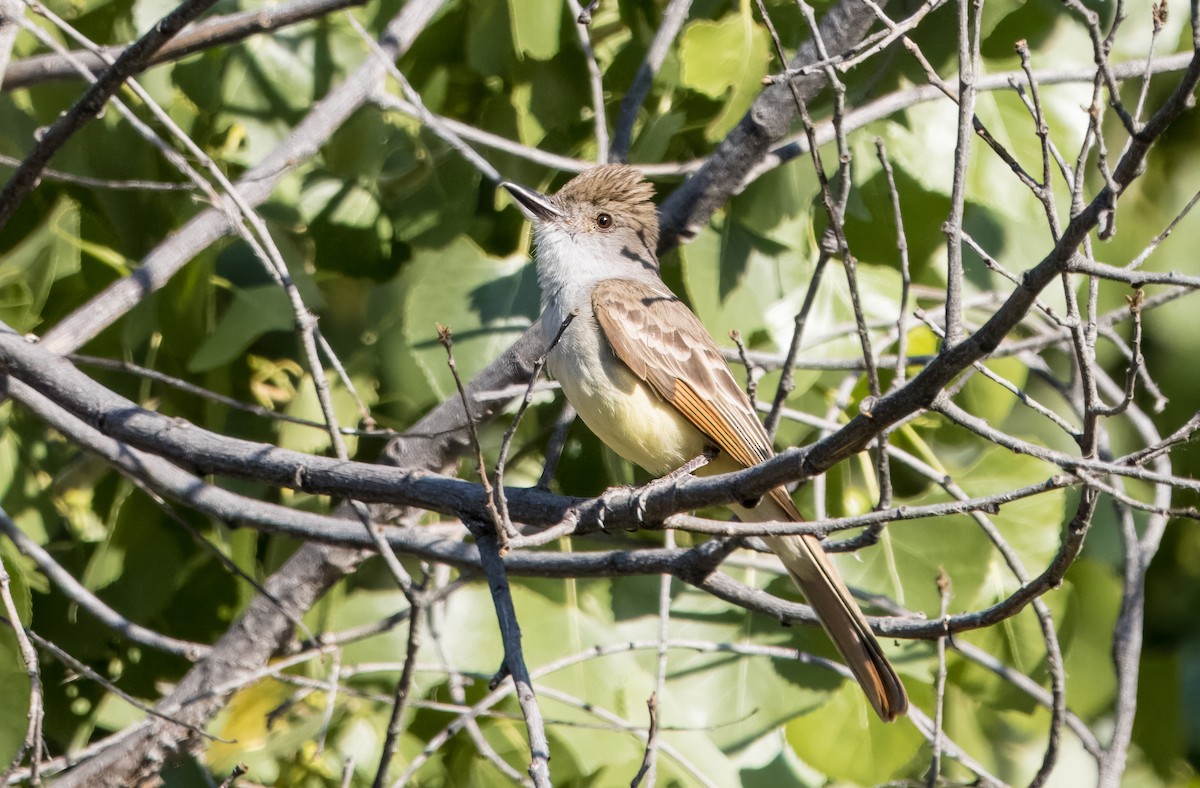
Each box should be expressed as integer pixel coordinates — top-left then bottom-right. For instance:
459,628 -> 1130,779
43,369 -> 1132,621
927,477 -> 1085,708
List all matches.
629,694 -> 660,788
439,324 -> 513,550
611,0 -> 693,161
632,527 -> 674,788
0,508 -> 208,659
70,354 -> 395,437
536,403 -> 577,492
22,628 -> 225,743
927,569 -> 950,788
764,252 -> 829,439
373,596 -> 426,788
217,764 -> 248,788
564,0 -> 609,161
474,528 -> 551,787
1,0 -> 364,90
942,0 -> 982,349
0,525 -> 42,786
0,0 -> 220,231
728,330 -> 759,410
875,138 -> 912,389
495,313 -> 577,533
38,0 -> 449,356
0,0 -> 22,87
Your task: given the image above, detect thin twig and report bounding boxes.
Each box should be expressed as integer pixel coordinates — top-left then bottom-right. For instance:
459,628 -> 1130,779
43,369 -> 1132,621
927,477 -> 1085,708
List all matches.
764,253 -> 829,439
564,0 -> 609,161
373,595 -> 426,788
19,627 -> 227,743
875,137 -> 912,390
610,0 -> 693,161
439,324 -> 513,550
0,532 -> 42,786
536,403 -> 577,492
941,0 -> 982,349
1,0 -> 365,90
494,313 -> 577,534
728,329 -> 758,410
629,694 -> 660,788
473,527 -> 551,788
0,0 -> 219,231
633,528 -> 673,788
218,764 -> 248,788
349,13 -> 502,184
927,569 -> 950,788
427,565 -> 527,783
69,354 -> 395,437
0,507 -> 208,659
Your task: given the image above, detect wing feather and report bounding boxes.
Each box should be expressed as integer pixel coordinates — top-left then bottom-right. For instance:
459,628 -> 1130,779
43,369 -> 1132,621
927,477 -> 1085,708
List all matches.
591,278 -> 773,471
590,277 -> 907,721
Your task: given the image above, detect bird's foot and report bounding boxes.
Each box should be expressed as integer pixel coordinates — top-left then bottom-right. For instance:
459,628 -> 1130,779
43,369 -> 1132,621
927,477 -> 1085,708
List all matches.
632,447 -> 719,525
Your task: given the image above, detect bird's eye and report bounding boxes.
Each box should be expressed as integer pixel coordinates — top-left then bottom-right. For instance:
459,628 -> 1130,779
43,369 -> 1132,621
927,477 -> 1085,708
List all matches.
596,212 -> 613,229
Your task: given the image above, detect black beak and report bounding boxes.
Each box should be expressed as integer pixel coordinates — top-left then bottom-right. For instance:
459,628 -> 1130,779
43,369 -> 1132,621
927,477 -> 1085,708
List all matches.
501,181 -> 563,223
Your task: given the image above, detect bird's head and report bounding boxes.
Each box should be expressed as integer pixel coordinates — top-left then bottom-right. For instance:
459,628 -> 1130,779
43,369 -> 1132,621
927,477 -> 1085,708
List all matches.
502,165 -> 661,290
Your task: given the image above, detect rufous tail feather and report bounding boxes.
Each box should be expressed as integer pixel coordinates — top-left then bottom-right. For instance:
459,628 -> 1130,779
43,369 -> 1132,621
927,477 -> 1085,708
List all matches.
732,489 -> 908,722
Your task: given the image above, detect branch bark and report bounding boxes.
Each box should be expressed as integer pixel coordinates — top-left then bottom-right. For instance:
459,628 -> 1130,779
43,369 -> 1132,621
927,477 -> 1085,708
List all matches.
0,0 -> 221,232
0,0 -> 365,91
656,0 -> 887,251
39,0 -> 448,355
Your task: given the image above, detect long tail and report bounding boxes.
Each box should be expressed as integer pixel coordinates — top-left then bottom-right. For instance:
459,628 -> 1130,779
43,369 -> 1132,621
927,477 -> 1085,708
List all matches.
733,488 -> 908,722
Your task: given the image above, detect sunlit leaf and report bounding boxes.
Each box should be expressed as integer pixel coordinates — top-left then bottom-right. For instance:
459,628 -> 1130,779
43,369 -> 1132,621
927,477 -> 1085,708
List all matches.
678,9 -> 771,140
0,199 -> 80,333
507,0 -> 562,61
399,238 -> 538,400
785,682 -> 925,783
188,285 -> 295,373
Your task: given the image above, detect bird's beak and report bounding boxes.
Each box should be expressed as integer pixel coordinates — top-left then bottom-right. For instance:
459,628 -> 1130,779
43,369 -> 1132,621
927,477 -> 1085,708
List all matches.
501,181 -> 563,224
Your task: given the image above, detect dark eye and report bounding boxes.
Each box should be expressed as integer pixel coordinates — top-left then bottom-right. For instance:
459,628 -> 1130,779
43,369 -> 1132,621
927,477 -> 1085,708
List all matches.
596,212 -> 612,229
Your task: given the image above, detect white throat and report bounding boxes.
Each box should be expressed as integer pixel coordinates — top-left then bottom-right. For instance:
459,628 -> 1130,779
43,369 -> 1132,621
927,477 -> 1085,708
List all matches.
533,224 -> 658,325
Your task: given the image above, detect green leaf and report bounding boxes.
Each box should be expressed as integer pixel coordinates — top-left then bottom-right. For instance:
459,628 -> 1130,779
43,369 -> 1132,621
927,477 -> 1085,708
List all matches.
836,445 -> 1066,627
956,355 -> 1032,431
277,372 -> 377,456
680,216 -> 814,346
655,580 -> 842,751
399,238 -> 539,400
0,632 -> 30,776
188,285 -> 295,373
0,199 -> 81,333
81,493 -> 185,624
785,682 -> 925,783
0,422 -> 25,505
0,544 -> 32,772
299,177 -> 386,228
678,9 -> 770,140
206,679 -> 295,782
0,539 -> 31,624
629,110 -> 686,163
507,0 -> 562,61
300,175 -> 394,278
465,0 -> 516,76
51,455 -> 111,543
379,133 -> 484,249
1059,558 -> 1121,718
682,215 -> 912,421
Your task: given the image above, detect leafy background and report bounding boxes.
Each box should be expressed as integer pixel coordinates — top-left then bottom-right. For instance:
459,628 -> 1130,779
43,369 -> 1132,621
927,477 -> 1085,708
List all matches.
0,0 -> 1198,784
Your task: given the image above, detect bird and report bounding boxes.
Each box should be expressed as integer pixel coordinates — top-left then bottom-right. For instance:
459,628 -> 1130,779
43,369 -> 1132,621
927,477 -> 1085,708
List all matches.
501,164 -> 907,722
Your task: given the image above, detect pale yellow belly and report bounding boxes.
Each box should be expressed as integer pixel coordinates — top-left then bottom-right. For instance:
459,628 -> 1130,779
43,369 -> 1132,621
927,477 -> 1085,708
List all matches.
553,344 -> 709,477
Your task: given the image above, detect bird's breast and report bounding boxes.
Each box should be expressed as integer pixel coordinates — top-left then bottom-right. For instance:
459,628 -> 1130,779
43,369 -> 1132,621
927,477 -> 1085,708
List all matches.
547,312 -> 708,477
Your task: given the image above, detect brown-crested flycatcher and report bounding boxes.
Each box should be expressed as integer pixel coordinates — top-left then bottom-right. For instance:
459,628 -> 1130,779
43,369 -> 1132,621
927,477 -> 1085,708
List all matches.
502,164 -> 908,722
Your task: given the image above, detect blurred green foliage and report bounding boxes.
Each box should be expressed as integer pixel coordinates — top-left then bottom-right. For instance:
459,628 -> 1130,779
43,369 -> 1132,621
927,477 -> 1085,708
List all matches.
0,0 -> 1198,784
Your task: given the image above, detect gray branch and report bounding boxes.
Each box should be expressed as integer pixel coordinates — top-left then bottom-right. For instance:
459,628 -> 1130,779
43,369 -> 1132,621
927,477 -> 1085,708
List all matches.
656,0 -> 887,251
0,0 -> 365,91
